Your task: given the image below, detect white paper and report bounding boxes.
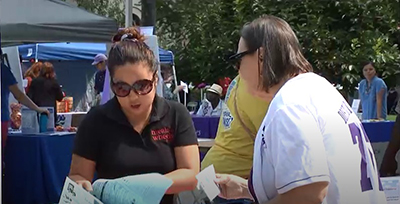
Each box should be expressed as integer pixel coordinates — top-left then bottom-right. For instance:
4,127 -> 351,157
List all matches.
382,177 -> 400,204
91,173 -> 173,204
180,81 -> 189,93
196,165 -> 220,201
59,177 -> 103,204
351,99 -> 361,113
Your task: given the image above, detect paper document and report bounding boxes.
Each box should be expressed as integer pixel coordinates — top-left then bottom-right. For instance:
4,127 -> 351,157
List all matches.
351,99 -> 361,113
91,173 -> 173,204
59,177 -> 103,204
196,165 -> 220,201
180,81 -> 189,93
382,177 -> 400,204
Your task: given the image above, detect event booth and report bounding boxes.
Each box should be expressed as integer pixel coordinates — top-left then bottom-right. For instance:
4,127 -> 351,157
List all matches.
17,43 -> 174,111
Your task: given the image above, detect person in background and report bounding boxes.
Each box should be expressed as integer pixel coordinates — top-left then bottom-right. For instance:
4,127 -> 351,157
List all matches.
359,62 -> 387,120
1,49 -> 48,150
196,84 -> 224,116
68,28 -> 199,204
201,76 -> 269,204
23,61 -> 43,93
92,54 -> 107,105
215,15 -> 386,204
27,62 -> 64,126
160,64 -> 185,101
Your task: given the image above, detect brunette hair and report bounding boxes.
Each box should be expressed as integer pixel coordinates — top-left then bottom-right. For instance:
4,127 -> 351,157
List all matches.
40,62 -> 56,79
24,62 -> 43,78
241,15 -> 313,92
362,61 -> 375,68
108,27 -> 157,77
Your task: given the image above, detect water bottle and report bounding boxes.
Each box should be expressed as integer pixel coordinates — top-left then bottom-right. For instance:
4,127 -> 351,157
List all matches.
39,113 -> 48,133
91,173 -> 172,204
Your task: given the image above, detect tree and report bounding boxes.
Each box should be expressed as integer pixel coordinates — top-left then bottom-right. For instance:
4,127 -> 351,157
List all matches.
75,0 -> 125,26
157,0 -> 400,95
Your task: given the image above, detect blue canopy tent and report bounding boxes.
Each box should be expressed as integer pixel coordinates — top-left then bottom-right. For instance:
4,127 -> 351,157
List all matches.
18,43 -> 174,64
18,43 -> 175,111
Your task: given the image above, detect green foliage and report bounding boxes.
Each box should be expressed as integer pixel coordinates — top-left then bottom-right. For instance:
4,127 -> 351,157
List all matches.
157,0 -> 400,94
75,0 -> 125,26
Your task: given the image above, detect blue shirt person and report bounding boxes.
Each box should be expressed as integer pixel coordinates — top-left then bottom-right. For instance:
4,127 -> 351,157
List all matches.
1,52 -> 48,149
358,62 -> 387,120
1,61 -> 18,122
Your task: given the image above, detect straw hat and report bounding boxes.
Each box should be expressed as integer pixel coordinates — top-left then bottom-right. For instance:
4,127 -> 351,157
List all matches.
207,84 -> 223,96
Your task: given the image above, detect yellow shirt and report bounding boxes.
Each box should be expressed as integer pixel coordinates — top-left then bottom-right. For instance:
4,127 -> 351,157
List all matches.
201,76 -> 270,178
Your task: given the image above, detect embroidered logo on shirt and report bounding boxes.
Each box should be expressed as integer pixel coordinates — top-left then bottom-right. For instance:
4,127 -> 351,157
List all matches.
222,109 -> 234,129
151,127 -> 174,143
225,78 -> 237,101
338,101 -> 352,123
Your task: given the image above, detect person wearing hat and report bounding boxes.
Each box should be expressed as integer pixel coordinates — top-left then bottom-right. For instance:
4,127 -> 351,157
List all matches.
92,54 -> 107,106
196,84 -> 225,116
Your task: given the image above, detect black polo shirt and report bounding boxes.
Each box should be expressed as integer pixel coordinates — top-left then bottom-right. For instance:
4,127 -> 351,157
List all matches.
73,96 -> 198,204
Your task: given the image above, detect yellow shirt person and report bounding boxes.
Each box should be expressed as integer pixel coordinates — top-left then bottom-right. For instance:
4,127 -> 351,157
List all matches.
201,76 -> 269,178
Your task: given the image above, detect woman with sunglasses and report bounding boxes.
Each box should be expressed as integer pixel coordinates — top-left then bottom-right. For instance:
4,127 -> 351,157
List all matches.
69,28 -> 200,204
215,15 -> 386,204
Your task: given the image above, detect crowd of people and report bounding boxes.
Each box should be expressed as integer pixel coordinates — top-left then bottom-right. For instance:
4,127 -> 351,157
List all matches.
1,14 -> 398,204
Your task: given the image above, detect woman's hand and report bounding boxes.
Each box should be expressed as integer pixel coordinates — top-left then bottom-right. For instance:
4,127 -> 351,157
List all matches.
173,85 -> 185,94
37,108 -> 50,116
76,179 -> 93,191
214,174 -> 251,200
69,174 -> 93,191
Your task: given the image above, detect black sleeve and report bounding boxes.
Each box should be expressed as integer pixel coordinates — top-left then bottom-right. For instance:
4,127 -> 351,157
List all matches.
73,108 -> 101,161
52,79 -> 64,101
172,102 -> 198,147
27,79 -> 35,99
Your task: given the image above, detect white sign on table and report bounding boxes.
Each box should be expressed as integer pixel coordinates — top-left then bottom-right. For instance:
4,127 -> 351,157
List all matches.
59,177 -> 103,204
382,176 -> 400,204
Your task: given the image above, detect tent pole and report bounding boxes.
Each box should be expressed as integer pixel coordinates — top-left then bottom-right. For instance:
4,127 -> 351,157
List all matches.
125,0 -> 133,27
35,43 -> 39,62
169,51 -> 180,103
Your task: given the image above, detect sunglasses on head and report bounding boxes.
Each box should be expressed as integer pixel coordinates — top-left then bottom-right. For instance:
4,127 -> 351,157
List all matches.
228,49 -> 258,70
112,72 -> 157,97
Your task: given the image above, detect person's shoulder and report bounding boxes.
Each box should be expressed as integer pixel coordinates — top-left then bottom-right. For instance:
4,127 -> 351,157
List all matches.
374,77 -> 386,84
82,106 -> 106,124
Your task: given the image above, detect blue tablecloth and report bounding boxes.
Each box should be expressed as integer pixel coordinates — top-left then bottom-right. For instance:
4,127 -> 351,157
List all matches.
3,119 -> 394,204
363,121 -> 394,143
3,131 -> 75,204
192,116 -> 219,138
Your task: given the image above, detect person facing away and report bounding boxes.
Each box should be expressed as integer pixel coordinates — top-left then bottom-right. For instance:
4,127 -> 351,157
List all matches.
358,62 -> 387,120
196,84 -> 224,116
68,27 -> 199,204
215,15 -> 386,204
23,61 -> 43,93
27,62 -> 63,126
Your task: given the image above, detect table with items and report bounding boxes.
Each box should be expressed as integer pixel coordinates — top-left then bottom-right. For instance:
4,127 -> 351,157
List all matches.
3,118 -> 394,204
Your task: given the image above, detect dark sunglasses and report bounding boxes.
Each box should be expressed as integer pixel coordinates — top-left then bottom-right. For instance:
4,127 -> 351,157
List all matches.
112,72 -> 157,97
228,49 -> 257,70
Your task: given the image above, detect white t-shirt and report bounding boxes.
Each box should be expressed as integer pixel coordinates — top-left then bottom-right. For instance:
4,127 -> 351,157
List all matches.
250,73 -> 386,204
196,99 -> 224,116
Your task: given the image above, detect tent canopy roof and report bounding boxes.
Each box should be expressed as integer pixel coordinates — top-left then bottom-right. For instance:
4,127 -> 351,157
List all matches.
18,43 -> 174,64
1,0 -> 118,47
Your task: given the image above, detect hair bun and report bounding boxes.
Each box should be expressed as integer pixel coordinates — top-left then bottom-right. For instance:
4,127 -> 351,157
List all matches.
112,27 -> 145,43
